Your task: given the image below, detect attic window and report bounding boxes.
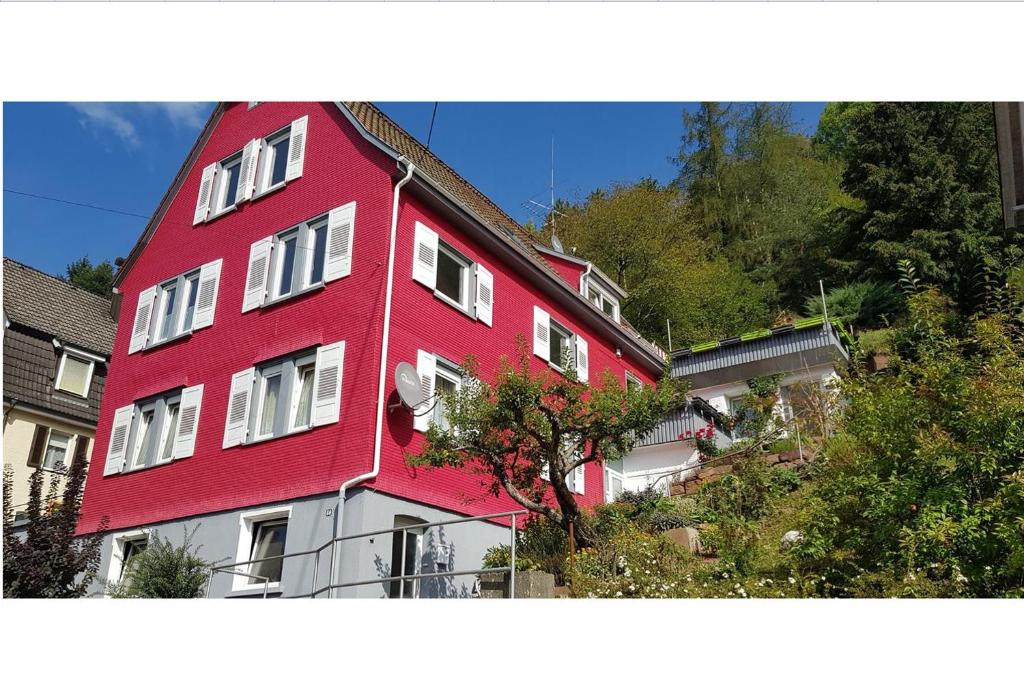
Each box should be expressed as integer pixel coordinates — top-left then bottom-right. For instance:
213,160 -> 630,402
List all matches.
584,276 -> 620,322
55,347 -> 99,398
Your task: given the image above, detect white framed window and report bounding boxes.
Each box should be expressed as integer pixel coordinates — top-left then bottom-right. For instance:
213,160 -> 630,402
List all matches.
625,371 -> 642,393
212,152 -> 243,216
222,342 -> 345,449
128,404 -> 157,471
127,260 -> 222,354
604,462 -> 626,503
155,395 -> 181,464
257,127 -> 292,195
388,516 -> 426,599
107,529 -> 150,591
242,204 -> 354,313
55,347 -> 99,397
532,306 -> 588,382
549,319 -> 574,372
194,116 -> 307,224
41,431 -> 72,472
103,385 -> 204,476
583,275 -> 620,322
411,221 -> 494,325
434,243 -> 472,313
254,363 -> 285,441
432,361 -> 462,432
234,506 -> 291,592
289,356 -> 317,432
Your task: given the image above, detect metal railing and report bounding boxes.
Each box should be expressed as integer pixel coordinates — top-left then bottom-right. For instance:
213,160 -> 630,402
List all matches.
206,509 -> 526,600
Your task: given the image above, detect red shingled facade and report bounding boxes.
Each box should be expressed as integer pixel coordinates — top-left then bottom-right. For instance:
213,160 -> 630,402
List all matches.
78,102 -> 660,535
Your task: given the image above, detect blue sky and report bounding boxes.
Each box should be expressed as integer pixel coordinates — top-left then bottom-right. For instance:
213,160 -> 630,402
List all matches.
3,102 -> 824,279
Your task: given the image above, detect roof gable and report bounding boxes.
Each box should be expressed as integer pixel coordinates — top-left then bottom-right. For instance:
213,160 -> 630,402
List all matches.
3,258 -> 117,355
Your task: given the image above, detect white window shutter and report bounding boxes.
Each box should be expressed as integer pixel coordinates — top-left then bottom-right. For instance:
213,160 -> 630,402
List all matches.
575,335 -> 589,383
192,259 -> 222,330
222,368 -> 255,449
475,264 -> 494,327
533,306 -> 550,360
413,349 -> 437,432
235,139 -> 261,204
193,163 -> 218,225
103,404 -> 135,476
172,384 -> 204,459
128,286 -> 157,355
311,341 -> 345,427
242,237 -> 273,313
574,461 -> 586,495
284,115 -> 308,181
412,221 -> 439,289
324,202 -> 356,282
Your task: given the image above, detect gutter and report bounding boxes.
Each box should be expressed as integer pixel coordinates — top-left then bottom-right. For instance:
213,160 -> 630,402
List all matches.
330,156 -> 415,598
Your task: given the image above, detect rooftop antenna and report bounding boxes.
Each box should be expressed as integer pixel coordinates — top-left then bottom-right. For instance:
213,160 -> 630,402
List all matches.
524,136 -> 566,238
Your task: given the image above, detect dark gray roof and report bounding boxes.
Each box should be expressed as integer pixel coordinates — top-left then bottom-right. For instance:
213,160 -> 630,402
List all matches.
3,258 -> 116,356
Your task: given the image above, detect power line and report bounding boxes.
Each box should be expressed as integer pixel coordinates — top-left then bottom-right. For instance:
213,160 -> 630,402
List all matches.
426,102 -> 439,149
4,188 -> 149,219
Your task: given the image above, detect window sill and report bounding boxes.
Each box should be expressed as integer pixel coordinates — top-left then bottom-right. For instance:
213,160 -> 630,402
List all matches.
260,280 -> 325,310
205,203 -> 238,224
251,181 -> 287,203
227,583 -> 282,597
55,386 -> 90,399
241,423 -> 316,449
432,290 -> 476,320
119,456 -> 176,476
143,329 -> 194,352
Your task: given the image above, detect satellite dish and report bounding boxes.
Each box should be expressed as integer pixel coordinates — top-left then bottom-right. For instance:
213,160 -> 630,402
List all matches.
394,362 -> 423,410
551,233 -> 565,254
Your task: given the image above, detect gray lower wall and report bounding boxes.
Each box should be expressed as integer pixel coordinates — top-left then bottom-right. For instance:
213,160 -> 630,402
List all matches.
87,489 -> 511,599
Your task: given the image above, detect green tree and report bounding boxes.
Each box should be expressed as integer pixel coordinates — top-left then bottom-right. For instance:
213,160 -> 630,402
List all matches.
409,338 -> 688,548
795,289 -> 1024,597
540,180 -> 775,346
3,454 -> 107,598
107,527 -> 211,598
812,102 -> 876,160
65,256 -> 115,298
837,102 -> 1023,306
676,102 -> 851,311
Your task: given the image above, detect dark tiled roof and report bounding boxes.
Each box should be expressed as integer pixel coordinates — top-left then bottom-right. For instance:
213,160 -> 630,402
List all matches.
3,258 -> 117,356
3,325 -> 107,423
344,102 -> 666,361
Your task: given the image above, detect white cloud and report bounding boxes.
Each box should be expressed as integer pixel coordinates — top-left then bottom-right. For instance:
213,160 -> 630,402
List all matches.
153,102 -> 208,130
68,102 -> 210,151
70,102 -> 140,149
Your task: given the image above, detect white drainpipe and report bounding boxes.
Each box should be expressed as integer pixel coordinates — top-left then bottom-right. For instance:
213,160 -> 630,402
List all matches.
330,156 -> 415,598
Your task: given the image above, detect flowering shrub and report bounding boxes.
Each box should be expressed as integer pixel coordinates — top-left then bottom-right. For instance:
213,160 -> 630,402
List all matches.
568,524 -> 691,598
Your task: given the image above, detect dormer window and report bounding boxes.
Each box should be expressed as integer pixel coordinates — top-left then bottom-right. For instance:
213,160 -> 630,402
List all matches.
583,276 -> 620,322
55,346 -> 100,398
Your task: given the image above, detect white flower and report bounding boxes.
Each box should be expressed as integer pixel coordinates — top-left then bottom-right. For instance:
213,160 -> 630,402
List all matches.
788,577 -> 796,584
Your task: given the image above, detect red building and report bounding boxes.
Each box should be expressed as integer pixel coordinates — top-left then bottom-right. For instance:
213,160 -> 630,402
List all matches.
79,102 -> 665,598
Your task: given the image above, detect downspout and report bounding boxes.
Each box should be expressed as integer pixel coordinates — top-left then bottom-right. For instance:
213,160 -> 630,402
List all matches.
330,156 -> 415,598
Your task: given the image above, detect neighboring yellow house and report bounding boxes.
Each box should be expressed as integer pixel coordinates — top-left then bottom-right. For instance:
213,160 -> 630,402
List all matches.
3,258 -> 116,520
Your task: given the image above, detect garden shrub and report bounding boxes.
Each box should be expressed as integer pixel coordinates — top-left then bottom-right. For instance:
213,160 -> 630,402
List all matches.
568,523 -> 690,598
793,290 -> 1024,597
107,527 -> 210,598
